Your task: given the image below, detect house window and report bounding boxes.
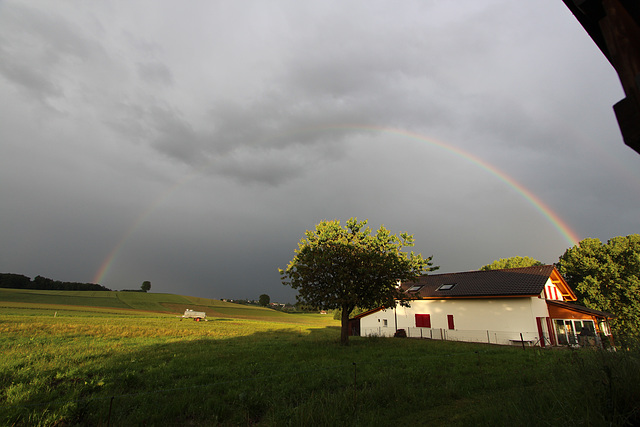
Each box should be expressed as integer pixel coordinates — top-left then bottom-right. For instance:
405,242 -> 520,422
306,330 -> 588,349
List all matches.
599,320 -> 611,336
415,314 -> 431,328
407,285 -> 424,292
555,320 -> 569,345
554,319 -> 596,345
581,320 -> 596,335
447,314 -> 455,330
383,319 -> 388,327
438,283 -> 456,291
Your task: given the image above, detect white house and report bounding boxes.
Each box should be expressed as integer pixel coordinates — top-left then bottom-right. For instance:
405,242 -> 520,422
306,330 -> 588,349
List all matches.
349,265 -> 614,347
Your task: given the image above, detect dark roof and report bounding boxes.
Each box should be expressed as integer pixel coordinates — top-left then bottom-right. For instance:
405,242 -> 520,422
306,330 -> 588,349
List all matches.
401,265 -> 557,298
349,306 -> 384,321
547,300 -> 616,319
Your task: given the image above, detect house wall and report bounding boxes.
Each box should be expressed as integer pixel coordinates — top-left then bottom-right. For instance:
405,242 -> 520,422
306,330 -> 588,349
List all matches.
359,296 -> 551,346
544,282 -> 564,301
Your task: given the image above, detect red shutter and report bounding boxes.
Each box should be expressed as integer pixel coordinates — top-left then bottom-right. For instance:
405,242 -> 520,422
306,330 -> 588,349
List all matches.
447,314 -> 455,330
546,317 -> 557,346
415,314 -> 431,328
536,317 -> 546,348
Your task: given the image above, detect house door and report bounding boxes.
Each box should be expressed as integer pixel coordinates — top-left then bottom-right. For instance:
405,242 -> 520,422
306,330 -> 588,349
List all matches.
555,320 -> 571,345
565,321 -> 576,344
349,319 -> 360,336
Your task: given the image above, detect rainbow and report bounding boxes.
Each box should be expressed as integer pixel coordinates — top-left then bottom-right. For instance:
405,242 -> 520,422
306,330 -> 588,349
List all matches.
335,125 -> 581,245
92,126 -> 581,285
92,174 -> 198,285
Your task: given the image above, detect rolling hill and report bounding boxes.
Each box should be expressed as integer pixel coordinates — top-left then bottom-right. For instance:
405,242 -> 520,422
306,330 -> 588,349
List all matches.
0,288 -> 321,323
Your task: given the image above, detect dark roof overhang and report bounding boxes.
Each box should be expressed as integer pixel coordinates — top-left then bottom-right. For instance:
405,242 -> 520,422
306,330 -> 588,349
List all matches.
547,299 -> 616,318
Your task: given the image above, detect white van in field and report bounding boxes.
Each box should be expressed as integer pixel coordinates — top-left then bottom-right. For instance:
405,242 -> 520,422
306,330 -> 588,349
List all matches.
181,309 -> 207,321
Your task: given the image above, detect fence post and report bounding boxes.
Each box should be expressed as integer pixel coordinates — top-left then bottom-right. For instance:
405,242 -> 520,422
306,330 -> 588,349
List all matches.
487,330 -> 490,344
520,333 -> 526,351
107,396 -> 114,427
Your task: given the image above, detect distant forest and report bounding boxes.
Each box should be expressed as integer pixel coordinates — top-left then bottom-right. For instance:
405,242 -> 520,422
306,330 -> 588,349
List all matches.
0,273 -> 111,292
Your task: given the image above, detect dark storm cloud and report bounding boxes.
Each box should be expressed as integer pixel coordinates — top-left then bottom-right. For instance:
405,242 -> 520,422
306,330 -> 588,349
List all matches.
122,0 -> 583,189
98,2 -> 459,185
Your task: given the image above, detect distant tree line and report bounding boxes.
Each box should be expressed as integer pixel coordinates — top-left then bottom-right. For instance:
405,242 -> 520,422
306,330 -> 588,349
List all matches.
222,297 -> 297,312
0,273 -> 111,291
225,298 -> 260,306
120,281 -> 152,293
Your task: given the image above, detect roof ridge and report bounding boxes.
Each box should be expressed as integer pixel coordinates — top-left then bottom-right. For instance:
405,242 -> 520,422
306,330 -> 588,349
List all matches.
423,264 -> 554,278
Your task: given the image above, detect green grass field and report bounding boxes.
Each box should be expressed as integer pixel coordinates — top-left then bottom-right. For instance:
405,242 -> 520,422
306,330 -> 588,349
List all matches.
1,289 -> 639,426
0,288 -> 319,324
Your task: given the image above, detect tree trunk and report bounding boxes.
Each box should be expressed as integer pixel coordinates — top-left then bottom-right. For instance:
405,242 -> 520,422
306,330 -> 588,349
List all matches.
340,305 -> 350,345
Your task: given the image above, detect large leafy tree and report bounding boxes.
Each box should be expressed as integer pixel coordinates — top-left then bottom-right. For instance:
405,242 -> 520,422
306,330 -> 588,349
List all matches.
259,294 -> 270,307
557,235 -> 640,341
480,256 -> 543,271
280,218 -> 437,345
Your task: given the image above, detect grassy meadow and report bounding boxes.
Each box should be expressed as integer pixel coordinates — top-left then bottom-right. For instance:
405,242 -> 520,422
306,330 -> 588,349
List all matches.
1,289 -> 639,426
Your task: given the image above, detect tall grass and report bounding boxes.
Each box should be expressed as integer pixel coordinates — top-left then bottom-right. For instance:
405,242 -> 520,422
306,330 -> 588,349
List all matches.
504,344 -> 640,426
1,307 -> 639,426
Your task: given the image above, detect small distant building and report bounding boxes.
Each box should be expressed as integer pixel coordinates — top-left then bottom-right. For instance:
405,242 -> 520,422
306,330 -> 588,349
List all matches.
349,265 -> 614,347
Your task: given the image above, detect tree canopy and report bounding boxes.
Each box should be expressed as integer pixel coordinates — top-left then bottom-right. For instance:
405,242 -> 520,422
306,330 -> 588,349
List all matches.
259,294 -> 270,307
557,235 -> 640,342
480,256 -> 543,271
141,281 -> 151,292
280,218 -> 437,345
0,273 -> 111,291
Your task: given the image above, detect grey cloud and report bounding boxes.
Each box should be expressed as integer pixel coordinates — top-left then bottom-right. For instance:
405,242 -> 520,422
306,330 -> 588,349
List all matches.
137,62 -> 173,86
0,3 -> 102,102
138,64 -> 450,185
1,3 -> 97,59
148,106 -> 198,158
213,149 -> 305,187
99,3 -> 486,187
0,57 -> 61,100
105,101 -> 149,142
114,4 -> 462,183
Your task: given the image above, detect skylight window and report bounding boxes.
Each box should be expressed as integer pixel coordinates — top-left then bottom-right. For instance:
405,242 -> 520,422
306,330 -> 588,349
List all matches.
407,285 -> 424,292
437,283 -> 456,291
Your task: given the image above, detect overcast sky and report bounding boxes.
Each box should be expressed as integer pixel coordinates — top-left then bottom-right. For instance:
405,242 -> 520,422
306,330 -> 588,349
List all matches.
1,1 -> 638,302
